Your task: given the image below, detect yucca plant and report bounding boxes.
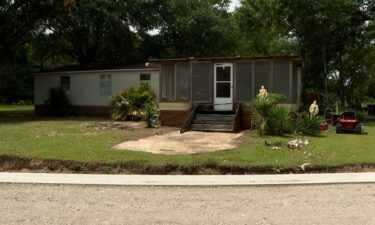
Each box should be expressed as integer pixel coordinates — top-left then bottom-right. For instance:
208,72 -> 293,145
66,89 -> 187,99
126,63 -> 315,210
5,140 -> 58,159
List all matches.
251,86 -> 285,135
268,106 -> 293,136
295,112 -> 323,136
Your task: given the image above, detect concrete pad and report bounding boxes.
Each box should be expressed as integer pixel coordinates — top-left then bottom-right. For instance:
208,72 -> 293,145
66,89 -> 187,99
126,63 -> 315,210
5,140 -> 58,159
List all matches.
113,131 -> 243,154
0,172 -> 375,186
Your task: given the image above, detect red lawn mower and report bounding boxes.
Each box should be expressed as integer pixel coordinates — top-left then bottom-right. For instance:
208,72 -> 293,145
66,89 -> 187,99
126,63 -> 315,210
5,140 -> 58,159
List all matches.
334,109 -> 363,134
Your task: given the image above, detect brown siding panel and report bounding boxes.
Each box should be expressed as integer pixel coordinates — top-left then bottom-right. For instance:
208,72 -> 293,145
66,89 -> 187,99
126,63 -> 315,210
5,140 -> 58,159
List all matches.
34,105 -> 111,116
160,110 -> 190,126
241,110 -> 252,129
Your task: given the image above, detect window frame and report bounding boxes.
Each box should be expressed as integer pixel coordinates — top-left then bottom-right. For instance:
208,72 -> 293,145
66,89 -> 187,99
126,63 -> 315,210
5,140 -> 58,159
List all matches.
99,74 -> 112,96
60,76 -> 70,95
140,73 -> 151,82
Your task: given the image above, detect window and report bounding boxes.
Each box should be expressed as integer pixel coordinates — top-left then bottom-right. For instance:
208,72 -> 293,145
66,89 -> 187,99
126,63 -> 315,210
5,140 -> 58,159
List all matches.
100,74 -> 111,96
140,73 -> 151,82
60,76 -> 70,95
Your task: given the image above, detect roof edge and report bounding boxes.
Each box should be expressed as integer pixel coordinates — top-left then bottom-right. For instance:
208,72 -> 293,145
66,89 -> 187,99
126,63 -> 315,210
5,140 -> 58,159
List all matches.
35,63 -> 159,74
150,55 -> 302,63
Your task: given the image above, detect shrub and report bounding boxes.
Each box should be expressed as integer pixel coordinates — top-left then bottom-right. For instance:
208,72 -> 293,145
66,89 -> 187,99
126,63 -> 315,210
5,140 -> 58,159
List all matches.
251,86 -> 285,135
110,97 -> 130,120
268,107 -> 294,135
252,87 -> 323,136
43,87 -> 72,116
111,83 -> 154,121
295,112 -> 323,136
141,102 -> 158,128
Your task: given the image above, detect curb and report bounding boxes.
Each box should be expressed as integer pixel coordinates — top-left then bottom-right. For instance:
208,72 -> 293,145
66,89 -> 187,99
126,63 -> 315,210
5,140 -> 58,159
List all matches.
1,172 -> 375,186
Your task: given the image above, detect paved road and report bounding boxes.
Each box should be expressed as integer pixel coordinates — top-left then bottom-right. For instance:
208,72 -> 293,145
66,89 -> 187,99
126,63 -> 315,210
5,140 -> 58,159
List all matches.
1,184 -> 374,225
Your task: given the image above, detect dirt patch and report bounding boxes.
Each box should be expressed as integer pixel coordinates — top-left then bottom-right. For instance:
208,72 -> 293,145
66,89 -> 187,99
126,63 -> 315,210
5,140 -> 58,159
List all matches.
1,154 -> 375,175
113,131 -> 244,154
84,121 -> 179,138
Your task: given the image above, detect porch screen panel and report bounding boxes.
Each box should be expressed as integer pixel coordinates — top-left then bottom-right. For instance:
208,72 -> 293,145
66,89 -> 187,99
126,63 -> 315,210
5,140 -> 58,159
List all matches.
160,64 -> 175,101
192,63 -> 212,102
292,64 -> 298,104
254,61 -> 270,93
235,61 -> 252,101
273,61 -> 289,102
176,63 -> 190,101
160,65 -> 167,100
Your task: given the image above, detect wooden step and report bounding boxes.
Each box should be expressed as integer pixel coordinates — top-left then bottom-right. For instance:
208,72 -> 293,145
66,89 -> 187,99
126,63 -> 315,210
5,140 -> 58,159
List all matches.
193,119 -> 234,125
197,110 -> 236,115
190,124 -> 233,132
195,114 -> 235,121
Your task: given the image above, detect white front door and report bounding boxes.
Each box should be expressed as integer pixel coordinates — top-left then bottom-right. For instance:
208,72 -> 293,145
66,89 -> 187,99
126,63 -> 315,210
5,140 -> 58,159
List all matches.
214,63 -> 233,110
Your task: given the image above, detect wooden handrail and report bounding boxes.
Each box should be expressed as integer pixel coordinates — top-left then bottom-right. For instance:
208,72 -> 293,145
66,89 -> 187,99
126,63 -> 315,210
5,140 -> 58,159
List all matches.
180,104 -> 199,133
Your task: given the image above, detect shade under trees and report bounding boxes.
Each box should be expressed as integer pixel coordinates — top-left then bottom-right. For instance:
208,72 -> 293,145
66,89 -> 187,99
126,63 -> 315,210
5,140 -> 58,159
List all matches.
0,0 -> 374,108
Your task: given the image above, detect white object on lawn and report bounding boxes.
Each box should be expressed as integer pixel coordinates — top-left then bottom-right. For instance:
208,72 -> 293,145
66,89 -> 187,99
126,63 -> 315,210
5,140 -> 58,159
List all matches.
287,137 -> 309,149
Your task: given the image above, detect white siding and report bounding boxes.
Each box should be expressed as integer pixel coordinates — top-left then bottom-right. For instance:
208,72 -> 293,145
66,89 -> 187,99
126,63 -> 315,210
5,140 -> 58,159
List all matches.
34,70 -> 159,106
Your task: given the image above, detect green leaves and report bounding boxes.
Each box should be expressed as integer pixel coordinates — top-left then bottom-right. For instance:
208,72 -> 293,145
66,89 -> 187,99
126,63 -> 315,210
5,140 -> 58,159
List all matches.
156,0 -> 237,58
111,83 -> 154,121
295,112 -> 323,136
251,93 -> 286,135
141,102 -> 158,128
43,87 -> 72,116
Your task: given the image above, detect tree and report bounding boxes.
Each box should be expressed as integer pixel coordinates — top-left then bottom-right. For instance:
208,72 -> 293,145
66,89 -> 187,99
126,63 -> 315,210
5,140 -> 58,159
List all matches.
277,0 -> 374,106
0,0 -> 54,103
234,0 -> 297,56
153,0 -> 239,58
35,0 -> 161,65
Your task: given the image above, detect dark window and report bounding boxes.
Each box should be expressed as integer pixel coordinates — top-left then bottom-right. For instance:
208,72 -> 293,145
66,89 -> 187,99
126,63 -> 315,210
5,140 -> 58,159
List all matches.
60,76 -> 70,95
140,73 -> 151,82
216,66 -> 231,81
216,83 -> 230,97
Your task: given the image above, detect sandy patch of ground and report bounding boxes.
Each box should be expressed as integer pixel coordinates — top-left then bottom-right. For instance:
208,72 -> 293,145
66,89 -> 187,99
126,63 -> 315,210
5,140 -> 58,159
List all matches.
114,131 -> 244,154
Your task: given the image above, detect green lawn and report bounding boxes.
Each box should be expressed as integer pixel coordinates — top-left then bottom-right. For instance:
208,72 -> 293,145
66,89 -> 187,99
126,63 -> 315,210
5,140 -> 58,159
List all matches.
0,115 -> 375,168
0,104 -> 34,112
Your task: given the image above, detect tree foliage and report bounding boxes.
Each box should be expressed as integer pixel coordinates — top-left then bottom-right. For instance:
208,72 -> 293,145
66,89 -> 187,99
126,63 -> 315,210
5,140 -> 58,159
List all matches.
153,0 -> 237,58
1,0 -> 375,107
277,0 -> 375,107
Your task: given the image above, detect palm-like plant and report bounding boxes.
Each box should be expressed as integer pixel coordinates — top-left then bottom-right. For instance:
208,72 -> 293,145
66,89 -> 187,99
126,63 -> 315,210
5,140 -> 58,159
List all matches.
251,86 -> 285,135
111,83 -> 154,121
